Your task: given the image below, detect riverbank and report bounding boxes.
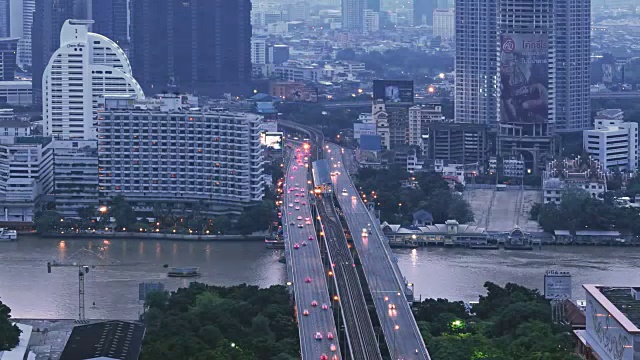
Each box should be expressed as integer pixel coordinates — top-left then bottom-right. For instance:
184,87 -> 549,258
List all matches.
39,231 -> 267,241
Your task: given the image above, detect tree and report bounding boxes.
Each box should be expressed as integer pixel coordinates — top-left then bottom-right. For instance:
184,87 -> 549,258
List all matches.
34,210 -> 61,233
0,299 -> 20,351
110,195 -> 136,230
448,194 -> 474,223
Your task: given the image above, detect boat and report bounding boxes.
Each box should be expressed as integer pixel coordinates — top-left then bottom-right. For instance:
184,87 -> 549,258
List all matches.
167,267 -> 200,277
0,228 -> 17,242
265,239 -> 285,249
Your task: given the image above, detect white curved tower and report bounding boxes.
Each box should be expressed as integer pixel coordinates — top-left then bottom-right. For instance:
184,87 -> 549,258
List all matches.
43,19 -> 144,140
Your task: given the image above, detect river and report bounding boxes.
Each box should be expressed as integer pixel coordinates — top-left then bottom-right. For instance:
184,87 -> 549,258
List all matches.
0,236 -> 637,319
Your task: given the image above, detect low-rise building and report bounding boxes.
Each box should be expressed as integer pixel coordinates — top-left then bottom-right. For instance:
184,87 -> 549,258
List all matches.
583,109 -> 638,173
575,284 -> 640,360
542,157 -> 607,204
381,219 -> 488,247
0,81 -> 32,106
97,96 -> 265,215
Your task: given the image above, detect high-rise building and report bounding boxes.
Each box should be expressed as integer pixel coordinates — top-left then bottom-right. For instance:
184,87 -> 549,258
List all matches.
554,0 -> 590,132
413,0 -> 436,26
32,0 -> 89,105
342,0 -> 365,31
0,38 -> 19,80
42,20 -> 144,140
91,0 -> 129,50
97,96 -> 266,214
0,0 -> 9,37
454,0 -> 498,125
363,9 -> 380,33
10,0 -> 35,69
131,0 -> 252,97
251,38 -> 267,65
366,0 -> 380,11
432,8 -> 454,40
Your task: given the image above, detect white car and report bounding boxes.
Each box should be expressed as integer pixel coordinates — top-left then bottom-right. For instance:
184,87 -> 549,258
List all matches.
342,189 -> 348,195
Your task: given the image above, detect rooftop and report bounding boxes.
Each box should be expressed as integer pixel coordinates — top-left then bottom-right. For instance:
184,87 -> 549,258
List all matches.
599,287 -> 640,330
60,321 -> 145,360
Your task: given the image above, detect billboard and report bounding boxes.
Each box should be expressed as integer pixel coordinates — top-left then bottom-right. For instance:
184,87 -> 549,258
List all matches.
264,132 -> 284,150
544,270 -> 572,300
373,80 -> 414,104
353,123 -> 377,140
500,34 -> 549,124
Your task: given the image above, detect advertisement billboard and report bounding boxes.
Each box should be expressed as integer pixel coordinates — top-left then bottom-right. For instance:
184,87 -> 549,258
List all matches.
264,132 -> 284,150
544,270 -> 572,300
373,80 -> 414,104
353,123 -> 377,140
499,34 -> 549,124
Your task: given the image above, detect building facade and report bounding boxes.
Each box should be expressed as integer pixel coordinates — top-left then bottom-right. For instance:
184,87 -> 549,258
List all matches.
0,81 -> 32,105
408,103 -> 444,148
583,110 -> 638,173
51,139 -> 98,218
413,0 -> 436,26
251,38 -> 267,65
131,0 -> 252,97
363,9 -> 380,33
0,0 -> 9,37
554,0 -> 591,132
433,8 -> 454,40
454,0 -> 498,125
542,157 -> 607,204
43,20 -> 144,140
342,0 -> 365,31
0,38 -> 18,81
10,0 -> 35,68
91,0 -> 129,51
97,98 -> 265,215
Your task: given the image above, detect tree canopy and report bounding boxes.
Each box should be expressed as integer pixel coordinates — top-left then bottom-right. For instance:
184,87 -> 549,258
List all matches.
141,283 -> 299,360
416,282 -> 579,360
0,299 -> 20,351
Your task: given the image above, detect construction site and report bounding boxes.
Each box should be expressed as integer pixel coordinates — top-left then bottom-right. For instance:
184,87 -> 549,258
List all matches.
465,186 -> 542,232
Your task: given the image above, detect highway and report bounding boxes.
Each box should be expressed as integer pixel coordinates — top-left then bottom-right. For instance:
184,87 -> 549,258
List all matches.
326,143 -> 431,360
283,145 -> 341,360
316,196 -> 382,360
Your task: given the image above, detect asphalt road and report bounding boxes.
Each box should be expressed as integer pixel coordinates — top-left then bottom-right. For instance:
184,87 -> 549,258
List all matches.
284,146 -> 341,360
317,196 -> 382,360
326,144 -> 431,360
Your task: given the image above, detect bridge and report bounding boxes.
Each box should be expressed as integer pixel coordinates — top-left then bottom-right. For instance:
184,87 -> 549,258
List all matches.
282,145 -> 341,360
327,143 -> 431,360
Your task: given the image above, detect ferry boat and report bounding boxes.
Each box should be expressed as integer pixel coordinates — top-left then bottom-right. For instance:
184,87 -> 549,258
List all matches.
0,228 -> 17,242
167,267 -> 200,277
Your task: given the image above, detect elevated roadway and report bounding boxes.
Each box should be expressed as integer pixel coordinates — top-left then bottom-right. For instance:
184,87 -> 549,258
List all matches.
316,196 -> 382,360
327,143 -> 431,360
283,145 -> 341,360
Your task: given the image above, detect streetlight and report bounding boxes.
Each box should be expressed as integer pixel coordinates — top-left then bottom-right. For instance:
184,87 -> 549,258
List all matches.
393,324 -> 400,357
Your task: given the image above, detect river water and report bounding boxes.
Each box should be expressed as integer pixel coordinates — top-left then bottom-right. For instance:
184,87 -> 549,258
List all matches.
0,236 -> 637,319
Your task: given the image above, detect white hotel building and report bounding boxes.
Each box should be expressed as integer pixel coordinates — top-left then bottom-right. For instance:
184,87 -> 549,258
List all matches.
43,19 -> 144,140
97,97 -> 265,215
583,109 -> 638,173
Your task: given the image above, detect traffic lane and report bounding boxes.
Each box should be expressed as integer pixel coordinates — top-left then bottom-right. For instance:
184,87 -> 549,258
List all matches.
288,167 -> 340,358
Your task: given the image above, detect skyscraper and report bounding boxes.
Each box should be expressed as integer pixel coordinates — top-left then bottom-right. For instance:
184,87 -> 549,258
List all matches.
366,0 -> 380,11
91,0 -> 129,50
10,0 -> 36,69
0,38 -> 18,80
554,0 -> 590,132
42,20 -> 144,139
454,0 -> 498,125
32,0 -> 89,105
0,0 -> 9,37
413,0 -> 436,26
342,0 -> 365,31
131,0 -> 252,96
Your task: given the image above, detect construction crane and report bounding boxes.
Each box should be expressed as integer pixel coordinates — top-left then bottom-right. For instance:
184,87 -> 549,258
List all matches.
47,247 -> 134,322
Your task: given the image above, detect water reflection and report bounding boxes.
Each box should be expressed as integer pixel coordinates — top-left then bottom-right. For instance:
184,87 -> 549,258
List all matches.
0,236 -> 286,319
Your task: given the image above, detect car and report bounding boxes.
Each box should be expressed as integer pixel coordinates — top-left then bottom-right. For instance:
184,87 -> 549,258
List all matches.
297,216 -> 303,220
294,243 -> 300,249
290,222 -> 295,226
330,344 -> 337,352
305,220 -> 311,225
320,355 -> 328,360
331,355 -> 338,360
308,236 -> 314,240
321,304 -> 328,310
288,203 -> 293,207
326,332 -> 334,340
301,201 -> 307,205
294,199 -> 299,203
293,166 -> 297,170
304,277 -> 312,283
342,189 -> 348,195
388,303 -> 396,310
311,300 -> 318,307
295,206 -> 300,210
314,332 -> 323,340
298,224 -> 303,228
303,309 -> 309,316
302,241 -> 307,246
305,217 -> 311,221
